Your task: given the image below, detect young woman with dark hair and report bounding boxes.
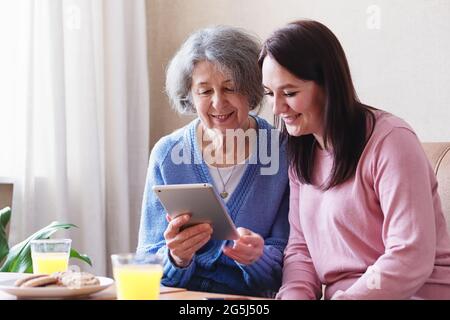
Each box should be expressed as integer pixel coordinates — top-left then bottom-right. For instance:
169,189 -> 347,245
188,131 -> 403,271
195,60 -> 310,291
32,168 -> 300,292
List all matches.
260,20 -> 450,299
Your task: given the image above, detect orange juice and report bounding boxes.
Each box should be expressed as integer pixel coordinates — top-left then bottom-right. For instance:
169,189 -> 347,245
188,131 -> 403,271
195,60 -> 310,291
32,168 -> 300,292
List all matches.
113,264 -> 163,300
32,252 -> 69,274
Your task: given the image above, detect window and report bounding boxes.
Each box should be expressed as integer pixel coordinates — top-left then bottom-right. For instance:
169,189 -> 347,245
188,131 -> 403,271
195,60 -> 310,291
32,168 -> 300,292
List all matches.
0,2 -> 20,177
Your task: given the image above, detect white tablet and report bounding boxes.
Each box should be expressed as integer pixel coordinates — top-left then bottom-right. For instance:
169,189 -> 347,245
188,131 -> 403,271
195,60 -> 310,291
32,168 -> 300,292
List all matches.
152,183 -> 239,240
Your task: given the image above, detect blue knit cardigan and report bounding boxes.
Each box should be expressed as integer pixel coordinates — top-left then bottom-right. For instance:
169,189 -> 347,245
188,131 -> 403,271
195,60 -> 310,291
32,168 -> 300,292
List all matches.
137,116 -> 289,297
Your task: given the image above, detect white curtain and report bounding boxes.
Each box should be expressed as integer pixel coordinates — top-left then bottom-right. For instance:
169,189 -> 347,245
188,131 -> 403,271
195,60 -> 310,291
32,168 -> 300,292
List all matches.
1,0 -> 149,276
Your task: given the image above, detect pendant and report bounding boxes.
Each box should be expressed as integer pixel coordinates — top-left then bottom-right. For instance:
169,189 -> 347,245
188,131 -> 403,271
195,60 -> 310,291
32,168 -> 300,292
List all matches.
220,191 -> 229,199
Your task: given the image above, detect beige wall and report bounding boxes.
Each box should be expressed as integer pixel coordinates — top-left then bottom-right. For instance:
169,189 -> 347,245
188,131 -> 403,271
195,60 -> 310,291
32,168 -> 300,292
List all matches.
146,0 -> 450,148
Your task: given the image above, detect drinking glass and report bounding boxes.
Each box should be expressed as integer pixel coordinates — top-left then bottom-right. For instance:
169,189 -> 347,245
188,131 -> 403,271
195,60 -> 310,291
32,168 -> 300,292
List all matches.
30,239 -> 72,274
111,253 -> 163,300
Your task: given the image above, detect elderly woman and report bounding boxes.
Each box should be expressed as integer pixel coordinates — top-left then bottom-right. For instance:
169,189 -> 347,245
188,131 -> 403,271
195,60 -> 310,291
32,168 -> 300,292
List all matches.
137,26 -> 289,297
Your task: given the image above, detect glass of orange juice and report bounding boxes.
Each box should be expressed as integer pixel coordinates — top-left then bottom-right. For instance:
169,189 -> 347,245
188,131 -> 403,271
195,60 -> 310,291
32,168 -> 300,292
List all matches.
111,253 -> 163,300
30,239 -> 72,274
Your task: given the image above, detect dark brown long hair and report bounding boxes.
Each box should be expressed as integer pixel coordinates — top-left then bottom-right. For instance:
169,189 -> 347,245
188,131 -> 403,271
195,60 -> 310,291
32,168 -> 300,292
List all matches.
259,20 -> 375,189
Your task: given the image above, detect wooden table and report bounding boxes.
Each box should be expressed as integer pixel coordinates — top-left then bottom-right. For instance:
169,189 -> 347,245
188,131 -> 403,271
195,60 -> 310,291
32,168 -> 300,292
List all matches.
86,283 -> 188,300
160,290 -> 268,300
0,272 -> 266,300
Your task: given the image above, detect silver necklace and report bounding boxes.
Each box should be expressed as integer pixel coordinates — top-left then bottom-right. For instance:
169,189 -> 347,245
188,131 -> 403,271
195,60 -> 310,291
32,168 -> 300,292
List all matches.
216,165 -> 236,199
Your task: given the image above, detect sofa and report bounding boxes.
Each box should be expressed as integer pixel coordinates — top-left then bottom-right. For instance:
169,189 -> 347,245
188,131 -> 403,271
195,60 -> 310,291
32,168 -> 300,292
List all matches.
422,143 -> 450,234
0,183 -> 13,210
0,183 -> 13,242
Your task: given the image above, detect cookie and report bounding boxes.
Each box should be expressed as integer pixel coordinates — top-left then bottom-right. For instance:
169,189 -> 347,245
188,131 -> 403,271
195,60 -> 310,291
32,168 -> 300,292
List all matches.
53,271 -> 100,288
20,275 -> 58,287
14,274 -> 47,287
43,284 -> 65,288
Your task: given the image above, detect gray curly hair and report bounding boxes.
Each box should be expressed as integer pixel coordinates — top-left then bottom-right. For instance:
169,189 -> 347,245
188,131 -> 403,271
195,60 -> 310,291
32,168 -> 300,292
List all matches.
165,25 -> 264,114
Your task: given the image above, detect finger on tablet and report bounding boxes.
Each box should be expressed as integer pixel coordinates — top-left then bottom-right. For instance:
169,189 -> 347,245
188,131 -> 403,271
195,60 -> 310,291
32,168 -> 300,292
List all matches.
239,235 -> 262,247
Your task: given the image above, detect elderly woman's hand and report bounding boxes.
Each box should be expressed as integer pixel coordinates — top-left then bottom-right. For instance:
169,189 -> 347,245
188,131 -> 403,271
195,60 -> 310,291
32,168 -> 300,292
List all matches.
164,213 -> 213,268
222,227 -> 264,265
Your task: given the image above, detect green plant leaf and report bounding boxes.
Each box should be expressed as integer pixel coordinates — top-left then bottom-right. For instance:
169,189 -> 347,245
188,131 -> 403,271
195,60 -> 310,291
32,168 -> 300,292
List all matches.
0,207 -> 11,263
70,248 -> 92,266
0,221 -> 91,273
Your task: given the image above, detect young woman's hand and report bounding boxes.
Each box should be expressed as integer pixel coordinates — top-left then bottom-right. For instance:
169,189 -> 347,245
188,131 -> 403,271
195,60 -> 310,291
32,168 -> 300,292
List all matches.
164,213 -> 213,268
222,227 -> 264,265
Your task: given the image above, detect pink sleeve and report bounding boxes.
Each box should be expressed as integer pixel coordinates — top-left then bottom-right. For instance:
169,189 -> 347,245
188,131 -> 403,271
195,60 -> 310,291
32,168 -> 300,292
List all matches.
276,168 -> 322,300
333,128 -> 437,299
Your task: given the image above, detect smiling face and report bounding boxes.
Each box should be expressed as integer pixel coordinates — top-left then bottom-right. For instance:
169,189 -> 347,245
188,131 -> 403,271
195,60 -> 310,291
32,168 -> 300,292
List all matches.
262,55 -> 326,141
190,60 -> 250,134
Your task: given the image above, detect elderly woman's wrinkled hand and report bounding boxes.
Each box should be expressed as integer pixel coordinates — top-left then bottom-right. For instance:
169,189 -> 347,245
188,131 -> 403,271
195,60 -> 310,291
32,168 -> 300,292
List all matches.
222,227 -> 264,265
164,213 -> 213,268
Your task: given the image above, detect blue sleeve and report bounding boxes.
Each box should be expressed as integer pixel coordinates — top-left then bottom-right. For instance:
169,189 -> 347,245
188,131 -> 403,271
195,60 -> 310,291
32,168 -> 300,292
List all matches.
136,141 -> 196,288
237,184 -> 290,296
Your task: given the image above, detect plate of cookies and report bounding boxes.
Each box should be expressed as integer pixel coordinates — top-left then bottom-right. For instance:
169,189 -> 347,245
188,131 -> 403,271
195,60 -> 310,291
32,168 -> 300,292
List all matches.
0,271 -> 114,298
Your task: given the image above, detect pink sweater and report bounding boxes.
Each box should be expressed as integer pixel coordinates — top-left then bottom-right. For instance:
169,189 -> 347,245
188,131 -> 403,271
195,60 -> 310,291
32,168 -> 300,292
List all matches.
277,111 -> 450,300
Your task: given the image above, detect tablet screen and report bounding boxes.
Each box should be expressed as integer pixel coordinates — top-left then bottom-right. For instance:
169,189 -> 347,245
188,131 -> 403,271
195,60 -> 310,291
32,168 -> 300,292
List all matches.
153,183 -> 239,240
